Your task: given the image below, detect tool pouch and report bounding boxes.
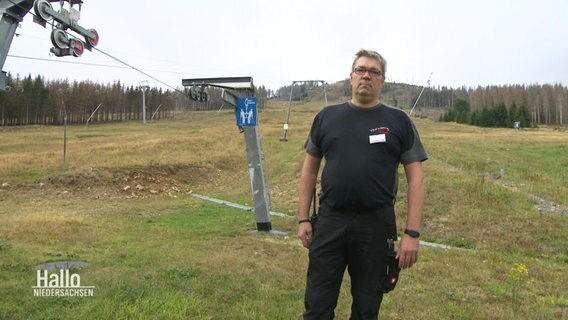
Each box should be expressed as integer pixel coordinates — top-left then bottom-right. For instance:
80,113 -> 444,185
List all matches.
382,244 -> 400,293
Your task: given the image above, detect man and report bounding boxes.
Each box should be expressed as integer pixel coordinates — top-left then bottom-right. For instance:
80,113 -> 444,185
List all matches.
297,49 -> 428,319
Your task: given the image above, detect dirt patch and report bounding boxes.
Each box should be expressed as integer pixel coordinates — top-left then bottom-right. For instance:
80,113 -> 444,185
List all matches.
1,164 -> 221,200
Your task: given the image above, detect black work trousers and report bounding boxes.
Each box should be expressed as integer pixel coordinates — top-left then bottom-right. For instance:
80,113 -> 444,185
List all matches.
303,206 -> 393,320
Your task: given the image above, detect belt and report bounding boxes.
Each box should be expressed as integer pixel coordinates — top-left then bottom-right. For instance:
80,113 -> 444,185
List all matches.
320,201 -> 393,214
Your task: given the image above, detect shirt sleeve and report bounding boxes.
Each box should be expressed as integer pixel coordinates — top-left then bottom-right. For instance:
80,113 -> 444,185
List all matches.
400,121 -> 428,165
305,136 -> 323,158
304,112 -> 324,158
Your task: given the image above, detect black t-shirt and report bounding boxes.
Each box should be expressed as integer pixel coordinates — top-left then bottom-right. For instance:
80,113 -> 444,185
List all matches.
305,102 -> 428,210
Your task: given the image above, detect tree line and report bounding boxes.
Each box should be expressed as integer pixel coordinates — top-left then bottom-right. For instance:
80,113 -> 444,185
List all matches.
338,80 -> 566,127
440,98 -> 532,128
0,74 -> 272,126
412,83 -> 566,126
0,74 -> 175,126
4,72 -> 565,127
275,82 -> 326,102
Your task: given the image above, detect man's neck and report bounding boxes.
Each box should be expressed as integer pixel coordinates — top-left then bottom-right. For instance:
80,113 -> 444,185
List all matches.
350,98 -> 381,109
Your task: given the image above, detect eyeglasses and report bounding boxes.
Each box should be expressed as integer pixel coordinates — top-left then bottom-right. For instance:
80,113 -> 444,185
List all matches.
352,67 -> 383,78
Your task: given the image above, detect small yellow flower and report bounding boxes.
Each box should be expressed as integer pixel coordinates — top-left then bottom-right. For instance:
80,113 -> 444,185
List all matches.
508,263 -> 530,316
508,263 -> 529,282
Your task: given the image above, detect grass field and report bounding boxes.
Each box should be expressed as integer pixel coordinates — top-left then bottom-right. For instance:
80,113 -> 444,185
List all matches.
0,100 -> 567,319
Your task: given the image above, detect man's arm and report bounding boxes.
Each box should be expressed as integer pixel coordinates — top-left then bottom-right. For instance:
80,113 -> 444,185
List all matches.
297,153 -> 321,248
397,161 -> 425,268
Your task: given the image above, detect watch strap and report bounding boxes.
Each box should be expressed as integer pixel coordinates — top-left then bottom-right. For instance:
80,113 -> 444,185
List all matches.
404,229 -> 420,238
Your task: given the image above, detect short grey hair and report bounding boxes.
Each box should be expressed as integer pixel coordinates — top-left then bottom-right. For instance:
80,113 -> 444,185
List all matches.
352,49 -> 387,76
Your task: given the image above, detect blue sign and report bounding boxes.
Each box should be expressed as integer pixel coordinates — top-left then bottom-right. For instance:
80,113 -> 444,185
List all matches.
236,97 -> 257,126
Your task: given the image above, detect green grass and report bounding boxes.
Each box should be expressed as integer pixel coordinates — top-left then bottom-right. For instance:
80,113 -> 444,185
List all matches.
0,102 -> 567,319
423,122 -> 568,206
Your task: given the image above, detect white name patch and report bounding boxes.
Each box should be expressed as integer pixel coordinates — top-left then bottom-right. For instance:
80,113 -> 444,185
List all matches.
369,134 -> 386,144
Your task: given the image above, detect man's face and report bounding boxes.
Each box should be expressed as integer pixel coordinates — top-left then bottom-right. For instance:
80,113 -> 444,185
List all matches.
350,56 -> 385,105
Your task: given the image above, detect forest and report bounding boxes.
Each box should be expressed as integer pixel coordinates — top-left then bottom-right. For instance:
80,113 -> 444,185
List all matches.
417,83 -> 566,127
0,73 -> 271,126
275,80 -> 566,127
1,73 -> 566,127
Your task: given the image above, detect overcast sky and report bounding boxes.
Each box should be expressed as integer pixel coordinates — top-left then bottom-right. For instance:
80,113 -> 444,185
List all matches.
3,0 -> 568,92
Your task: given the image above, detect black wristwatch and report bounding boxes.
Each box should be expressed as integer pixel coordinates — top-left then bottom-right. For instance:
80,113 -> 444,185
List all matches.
404,229 -> 420,238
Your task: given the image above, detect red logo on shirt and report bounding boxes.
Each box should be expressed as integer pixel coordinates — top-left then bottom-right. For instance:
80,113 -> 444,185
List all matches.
370,127 -> 390,135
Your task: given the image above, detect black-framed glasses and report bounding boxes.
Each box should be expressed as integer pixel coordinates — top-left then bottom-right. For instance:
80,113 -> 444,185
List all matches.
352,67 -> 383,78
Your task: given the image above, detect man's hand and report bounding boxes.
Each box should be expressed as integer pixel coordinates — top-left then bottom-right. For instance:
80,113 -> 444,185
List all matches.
297,222 -> 313,248
396,235 -> 420,268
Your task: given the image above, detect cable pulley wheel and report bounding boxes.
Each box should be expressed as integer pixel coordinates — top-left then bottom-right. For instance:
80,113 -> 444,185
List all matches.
50,29 -> 69,49
87,29 -> 99,47
33,0 -> 53,22
72,39 -> 85,57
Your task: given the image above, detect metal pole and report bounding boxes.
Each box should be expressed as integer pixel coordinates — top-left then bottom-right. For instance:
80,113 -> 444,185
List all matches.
409,72 -> 432,116
409,86 -> 426,116
63,104 -> 67,172
281,80 -> 326,141
242,88 -> 272,231
142,90 -> 146,124
323,82 -> 328,106
243,124 -> 272,231
151,104 -> 162,120
139,81 -> 149,124
280,82 -> 295,141
219,84 -> 273,232
0,0 -> 33,91
86,103 -> 102,125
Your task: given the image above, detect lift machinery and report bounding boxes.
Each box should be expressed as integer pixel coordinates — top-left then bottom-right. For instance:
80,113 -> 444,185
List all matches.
0,0 -> 99,90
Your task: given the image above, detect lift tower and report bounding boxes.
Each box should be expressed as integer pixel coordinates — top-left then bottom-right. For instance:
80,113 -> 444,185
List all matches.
182,77 -> 274,232
280,80 -> 327,141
